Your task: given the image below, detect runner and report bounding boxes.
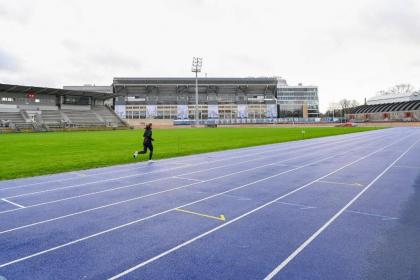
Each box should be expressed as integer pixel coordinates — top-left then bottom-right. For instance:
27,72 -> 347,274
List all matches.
133,123 -> 154,162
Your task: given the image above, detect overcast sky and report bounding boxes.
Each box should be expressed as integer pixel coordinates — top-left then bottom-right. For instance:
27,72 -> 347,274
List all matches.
1,0 -> 420,112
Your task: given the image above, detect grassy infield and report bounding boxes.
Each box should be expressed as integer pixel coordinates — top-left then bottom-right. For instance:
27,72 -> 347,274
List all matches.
0,127 -> 381,180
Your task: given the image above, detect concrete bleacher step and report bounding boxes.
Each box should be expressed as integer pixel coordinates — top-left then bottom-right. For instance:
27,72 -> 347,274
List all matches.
92,106 -> 126,127
0,111 -> 33,130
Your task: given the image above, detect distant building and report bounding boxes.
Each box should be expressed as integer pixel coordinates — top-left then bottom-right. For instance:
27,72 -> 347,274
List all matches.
276,84 -> 319,118
65,77 -> 320,120
112,77 -> 278,120
367,91 -> 420,105
63,85 -> 113,106
346,91 -> 420,122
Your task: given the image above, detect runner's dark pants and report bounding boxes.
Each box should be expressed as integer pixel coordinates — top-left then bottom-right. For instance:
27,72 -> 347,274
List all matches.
139,142 -> 153,160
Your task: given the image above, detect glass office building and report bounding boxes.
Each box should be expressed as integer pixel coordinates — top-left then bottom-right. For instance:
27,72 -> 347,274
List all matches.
277,84 -> 319,118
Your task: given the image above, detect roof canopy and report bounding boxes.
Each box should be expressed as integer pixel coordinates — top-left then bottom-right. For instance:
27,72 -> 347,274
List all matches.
347,100 -> 420,114
0,83 -> 120,100
113,77 -> 278,86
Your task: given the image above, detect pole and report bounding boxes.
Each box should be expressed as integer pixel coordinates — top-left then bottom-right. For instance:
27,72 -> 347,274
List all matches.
195,71 -> 198,126
191,57 -> 202,127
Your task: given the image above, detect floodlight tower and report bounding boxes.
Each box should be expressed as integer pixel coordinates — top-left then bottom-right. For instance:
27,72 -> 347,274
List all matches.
191,57 -> 203,125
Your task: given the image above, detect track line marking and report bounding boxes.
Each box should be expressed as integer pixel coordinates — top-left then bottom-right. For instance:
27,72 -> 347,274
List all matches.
0,155 -> 333,235
0,130 -> 388,194
0,139 -> 353,216
0,131 -> 392,199
1,198 -> 25,209
263,136 -> 420,280
346,210 -> 399,221
220,194 -> 252,201
1,152 -> 285,199
0,131 -> 406,270
174,208 -> 226,221
272,163 -> 303,168
0,155 -> 336,266
276,201 -> 316,210
393,165 -> 420,170
0,142 -> 303,192
0,130 -> 401,240
107,133 -> 414,279
172,176 -> 204,182
317,180 -> 363,187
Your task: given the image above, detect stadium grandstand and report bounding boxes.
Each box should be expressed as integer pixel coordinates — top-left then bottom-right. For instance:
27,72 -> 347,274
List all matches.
345,91 -> 420,122
112,77 -> 319,125
0,83 -> 127,132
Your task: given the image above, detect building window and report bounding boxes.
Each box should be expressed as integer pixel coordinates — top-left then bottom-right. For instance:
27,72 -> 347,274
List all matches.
35,99 -> 40,103
1,97 -> 15,102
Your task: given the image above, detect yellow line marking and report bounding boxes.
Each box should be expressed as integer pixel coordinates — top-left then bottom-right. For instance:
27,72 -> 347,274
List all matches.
175,208 -> 226,221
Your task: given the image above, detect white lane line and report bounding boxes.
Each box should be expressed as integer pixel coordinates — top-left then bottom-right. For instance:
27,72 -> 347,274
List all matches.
276,201 -> 316,210
0,144 -> 338,216
1,198 -> 25,209
0,131 -> 406,270
263,137 -> 420,280
393,165 -> 420,170
107,133 -> 412,280
220,194 -> 252,201
272,163 -> 303,168
0,155 -> 336,268
0,131 -> 393,200
0,130 -> 389,193
346,210 -> 399,221
172,176 -> 205,183
0,129 -> 398,238
1,150 -> 278,199
0,142 -> 324,197
0,154 -> 334,235
1,128 -> 388,217
317,180 -> 363,187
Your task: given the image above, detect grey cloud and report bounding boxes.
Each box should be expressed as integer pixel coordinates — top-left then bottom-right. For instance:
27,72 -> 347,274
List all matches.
90,51 -> 142,71
0,49 -> 20,71
362,0 -> 420,44
0,1 -> 34,24
61,39 -> 83,52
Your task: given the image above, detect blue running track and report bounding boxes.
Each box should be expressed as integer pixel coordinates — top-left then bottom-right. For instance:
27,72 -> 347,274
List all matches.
0,127 -> 419,279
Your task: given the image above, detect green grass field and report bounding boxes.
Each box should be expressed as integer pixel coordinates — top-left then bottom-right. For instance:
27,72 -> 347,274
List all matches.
0,127 -> 382,180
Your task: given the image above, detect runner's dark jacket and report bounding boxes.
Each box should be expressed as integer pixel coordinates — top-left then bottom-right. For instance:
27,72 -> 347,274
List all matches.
143,128 -> 154,144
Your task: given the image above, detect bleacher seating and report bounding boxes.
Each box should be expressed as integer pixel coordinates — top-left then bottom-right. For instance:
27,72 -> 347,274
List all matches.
92,106 -> 126,127
0,111 -> 33,130
61,109 -> 105,127
0,106 -> 128,131
40,110 -> 64,128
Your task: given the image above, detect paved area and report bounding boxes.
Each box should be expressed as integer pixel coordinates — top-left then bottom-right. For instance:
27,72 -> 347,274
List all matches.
0,127 -> 419,279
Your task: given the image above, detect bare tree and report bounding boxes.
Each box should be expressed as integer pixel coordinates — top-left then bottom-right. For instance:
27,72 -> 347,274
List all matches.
350,99 -> 360,107
338,98 -> 352,110
380,84 -> 415,95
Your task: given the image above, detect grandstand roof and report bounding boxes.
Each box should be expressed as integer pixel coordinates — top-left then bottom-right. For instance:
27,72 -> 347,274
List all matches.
367,91 -> 420,105
0,83 -> 119,99
347,100 -> 420,114
113,77 -> 278,86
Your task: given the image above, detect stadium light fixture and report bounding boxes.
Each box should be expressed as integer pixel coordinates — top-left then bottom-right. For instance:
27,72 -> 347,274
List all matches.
191,57 -> 203,126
